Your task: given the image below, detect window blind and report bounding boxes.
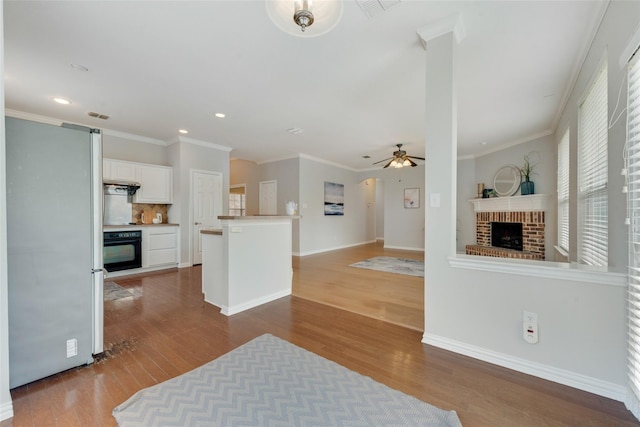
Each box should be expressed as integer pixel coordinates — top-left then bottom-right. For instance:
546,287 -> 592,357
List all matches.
627,52 -> 640,404
578,63 -> 608,266
558,129 -> 570,252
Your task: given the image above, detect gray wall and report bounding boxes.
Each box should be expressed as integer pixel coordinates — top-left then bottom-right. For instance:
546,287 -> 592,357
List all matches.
102,133 -> 168,165
168,141 -> 229,266
424,1 -> 638,400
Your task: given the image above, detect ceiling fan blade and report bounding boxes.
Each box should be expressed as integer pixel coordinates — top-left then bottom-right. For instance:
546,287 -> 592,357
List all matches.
408,158 -> 418,167
372,157 -> 393,165
383,159 -> 394,168
407,155 -> 425,160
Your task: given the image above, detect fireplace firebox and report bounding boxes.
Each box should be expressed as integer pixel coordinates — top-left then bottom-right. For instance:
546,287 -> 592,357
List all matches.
491,222 -> 523,251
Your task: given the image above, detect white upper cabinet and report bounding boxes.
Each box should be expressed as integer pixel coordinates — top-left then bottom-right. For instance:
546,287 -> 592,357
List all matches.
134,164 -> 173,204
103,159 -> 137,182
103,159 -> 173,204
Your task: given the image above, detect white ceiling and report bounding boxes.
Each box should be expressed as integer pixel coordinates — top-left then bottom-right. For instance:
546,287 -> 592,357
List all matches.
3,1 -> 606,170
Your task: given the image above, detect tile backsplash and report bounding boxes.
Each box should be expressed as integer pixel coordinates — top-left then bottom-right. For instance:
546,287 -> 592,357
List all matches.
132,204 -> 169,224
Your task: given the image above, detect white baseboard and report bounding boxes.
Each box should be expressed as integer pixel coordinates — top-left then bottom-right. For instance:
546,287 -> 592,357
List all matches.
626,390 -> 640,420
422,333 -> 628,402
220,289 -> 291,316
383,244 -> 424,252
0,401 -> 14,421
298,240 -> 376,257
179,262 -> 192,268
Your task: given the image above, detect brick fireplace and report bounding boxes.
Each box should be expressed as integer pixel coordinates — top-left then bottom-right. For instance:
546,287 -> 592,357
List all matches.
465,195 -> 550,260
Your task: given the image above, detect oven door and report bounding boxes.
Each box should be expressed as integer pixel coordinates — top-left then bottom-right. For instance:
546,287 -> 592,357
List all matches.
103,237 -> 142,272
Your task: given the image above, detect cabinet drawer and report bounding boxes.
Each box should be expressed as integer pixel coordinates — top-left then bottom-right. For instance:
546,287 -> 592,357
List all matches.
148,249 -> 177,266
148,233 -> 176,251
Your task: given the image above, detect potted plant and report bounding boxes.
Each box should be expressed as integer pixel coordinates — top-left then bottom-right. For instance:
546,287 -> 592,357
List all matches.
520,154 -> 536,195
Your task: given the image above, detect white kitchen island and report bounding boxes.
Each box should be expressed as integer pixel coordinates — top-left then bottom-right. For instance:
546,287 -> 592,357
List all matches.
201,216 -> 296,316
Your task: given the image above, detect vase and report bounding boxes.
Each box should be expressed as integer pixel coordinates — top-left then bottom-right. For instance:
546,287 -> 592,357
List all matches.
521,179 -> 534,195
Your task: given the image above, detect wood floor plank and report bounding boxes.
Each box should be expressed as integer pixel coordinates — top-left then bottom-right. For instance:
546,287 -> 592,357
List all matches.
1,243 -> 638,426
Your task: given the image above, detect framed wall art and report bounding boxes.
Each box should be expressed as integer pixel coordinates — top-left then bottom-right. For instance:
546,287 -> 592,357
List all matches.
404,188 -> 420,209
324,181 -> 344,215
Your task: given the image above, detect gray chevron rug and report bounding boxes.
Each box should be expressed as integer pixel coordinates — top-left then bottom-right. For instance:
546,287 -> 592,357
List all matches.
112,334 -> 461,427
349,256 -> 424,277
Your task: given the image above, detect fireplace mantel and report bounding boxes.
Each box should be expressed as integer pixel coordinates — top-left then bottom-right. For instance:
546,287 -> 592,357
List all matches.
469,194 -> 552,212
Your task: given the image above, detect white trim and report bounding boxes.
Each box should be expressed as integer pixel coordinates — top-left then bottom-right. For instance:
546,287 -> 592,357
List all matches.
626,390 -> 640,421
102,129 -> 166,146
620,20 -> 640,68
178,262 -> 192,268
299,153 -> 357,171
448,254 -> 626,286
383,245 -> 424,252
472,129 -> 554,159
298,240 -> 377,257
170,136 -> 233,152
469,194 -> 552,212
5,109 -> 62,126
0,402 -> 13,421
416,13 -> 466,47
215,289 -> 291,316
422,333 -> 627,402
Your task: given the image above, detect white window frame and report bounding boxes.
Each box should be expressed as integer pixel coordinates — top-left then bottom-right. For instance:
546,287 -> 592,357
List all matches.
577,61 -> 608,267
557,129 -> 570,254
626,48 -> 640,416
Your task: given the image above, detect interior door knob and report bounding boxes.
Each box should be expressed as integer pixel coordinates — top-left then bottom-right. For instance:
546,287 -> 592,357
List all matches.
195,222 -> 202,225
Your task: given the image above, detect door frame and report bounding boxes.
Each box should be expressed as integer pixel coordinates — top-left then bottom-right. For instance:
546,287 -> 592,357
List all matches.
190,169 -> 223,266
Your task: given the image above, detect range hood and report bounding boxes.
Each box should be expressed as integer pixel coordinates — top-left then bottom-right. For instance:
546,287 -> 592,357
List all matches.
103,180 -> 141,196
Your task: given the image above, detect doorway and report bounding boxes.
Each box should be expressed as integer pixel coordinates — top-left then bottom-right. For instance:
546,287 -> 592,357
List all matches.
259,180 -> 277,215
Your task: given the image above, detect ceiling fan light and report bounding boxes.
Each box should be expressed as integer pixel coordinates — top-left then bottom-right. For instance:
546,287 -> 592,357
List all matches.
389,159 -> 398,167
402,158 -> 411,166
394,161 -> 403,168
294,0 -> 314,31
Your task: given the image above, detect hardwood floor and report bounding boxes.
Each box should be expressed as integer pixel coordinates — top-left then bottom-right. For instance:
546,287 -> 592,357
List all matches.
293,241 -> 424,331
1,244 -> 638,426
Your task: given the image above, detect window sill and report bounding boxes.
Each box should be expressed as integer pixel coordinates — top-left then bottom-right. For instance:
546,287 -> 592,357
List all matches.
448,254 -> 626,287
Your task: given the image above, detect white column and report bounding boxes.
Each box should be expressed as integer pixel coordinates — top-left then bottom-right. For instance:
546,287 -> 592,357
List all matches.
417,17 -> 464,333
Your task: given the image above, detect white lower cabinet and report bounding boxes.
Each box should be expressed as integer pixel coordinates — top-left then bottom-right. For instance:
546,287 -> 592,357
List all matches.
142,226 -> 178,268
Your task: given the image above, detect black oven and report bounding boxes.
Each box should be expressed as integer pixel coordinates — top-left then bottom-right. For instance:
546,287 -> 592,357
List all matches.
104,230 -> 142,272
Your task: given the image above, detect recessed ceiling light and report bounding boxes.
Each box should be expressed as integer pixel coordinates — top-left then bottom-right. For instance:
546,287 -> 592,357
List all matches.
215,113 -> 226,118
480,141 -> 488,145
179,129 -> 189,134
53,97 -> 71,105
70,63 -> 88,72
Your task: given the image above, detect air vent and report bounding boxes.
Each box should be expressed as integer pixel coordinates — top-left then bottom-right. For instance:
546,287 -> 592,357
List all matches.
356,0 -> 401,19
88,112 -> 110,120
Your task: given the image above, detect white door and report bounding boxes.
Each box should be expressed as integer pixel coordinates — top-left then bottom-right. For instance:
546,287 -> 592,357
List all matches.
259,180 -> 277,215
192,170 -> 223,265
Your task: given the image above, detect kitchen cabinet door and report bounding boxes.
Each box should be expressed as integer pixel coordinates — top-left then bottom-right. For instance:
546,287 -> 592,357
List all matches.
103,159 -> 137,182
134,165 -> 173,204
142,226 -> 178,268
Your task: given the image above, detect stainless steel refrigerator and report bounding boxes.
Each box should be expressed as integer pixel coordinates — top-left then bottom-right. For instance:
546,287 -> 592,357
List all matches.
5,117 -> 103,388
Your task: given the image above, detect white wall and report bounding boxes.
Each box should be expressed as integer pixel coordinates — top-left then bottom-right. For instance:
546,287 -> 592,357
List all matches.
424,2 -> 638,402
0,1 -> 14,419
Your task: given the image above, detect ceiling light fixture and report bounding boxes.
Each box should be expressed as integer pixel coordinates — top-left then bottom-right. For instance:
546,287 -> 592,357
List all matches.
215,113 -> 226,118
53,97 -> 71,105
179,129 -> 189,134
266,0 -> 343,38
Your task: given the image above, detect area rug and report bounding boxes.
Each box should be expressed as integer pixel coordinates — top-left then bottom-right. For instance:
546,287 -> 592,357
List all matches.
104,281 -> 134,301
112,334 -> 461,427
349,256 -> 424,277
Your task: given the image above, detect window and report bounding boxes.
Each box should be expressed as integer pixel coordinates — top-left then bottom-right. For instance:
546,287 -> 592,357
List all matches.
577,62 -> 608,266
229,185 -> 246,216
557,129 -> 570,253
627,49 -> 640,408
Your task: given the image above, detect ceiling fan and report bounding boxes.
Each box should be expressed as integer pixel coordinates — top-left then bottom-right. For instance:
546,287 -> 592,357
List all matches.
372,144 -> 425,168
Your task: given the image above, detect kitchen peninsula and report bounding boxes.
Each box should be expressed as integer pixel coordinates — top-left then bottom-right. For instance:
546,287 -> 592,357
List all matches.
201,216 -> 296,315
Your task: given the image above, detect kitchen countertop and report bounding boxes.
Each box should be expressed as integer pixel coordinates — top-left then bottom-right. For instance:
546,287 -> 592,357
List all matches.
200,229 -> 223,235
104,223 -> 180,230
217,215 -> 300,220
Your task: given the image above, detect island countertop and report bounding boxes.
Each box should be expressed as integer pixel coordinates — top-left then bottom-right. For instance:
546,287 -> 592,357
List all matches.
217,215 -> 300,220
200,229 -> 223,235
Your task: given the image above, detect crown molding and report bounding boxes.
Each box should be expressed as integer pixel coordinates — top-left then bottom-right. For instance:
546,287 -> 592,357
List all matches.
168,136 -> 233,152
416,13 -> 466,49
102,129 -> 166,146
469,129 -> 554,160
5,109 -> 63,126
298,153 -> 358,171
